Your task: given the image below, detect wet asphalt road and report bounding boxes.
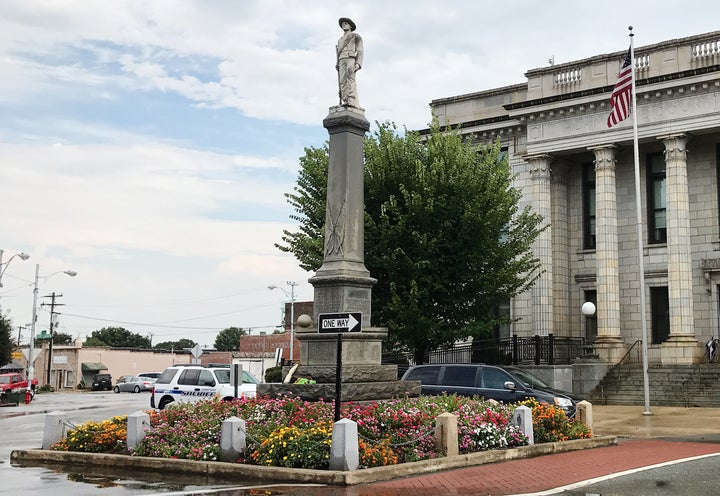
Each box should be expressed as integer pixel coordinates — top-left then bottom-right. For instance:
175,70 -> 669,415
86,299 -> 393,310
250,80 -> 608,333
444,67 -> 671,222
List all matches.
0,390 -> 267,495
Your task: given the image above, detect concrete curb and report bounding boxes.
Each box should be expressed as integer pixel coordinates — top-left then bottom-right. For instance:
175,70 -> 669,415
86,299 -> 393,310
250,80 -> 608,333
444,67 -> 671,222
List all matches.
11,436 -> 617,486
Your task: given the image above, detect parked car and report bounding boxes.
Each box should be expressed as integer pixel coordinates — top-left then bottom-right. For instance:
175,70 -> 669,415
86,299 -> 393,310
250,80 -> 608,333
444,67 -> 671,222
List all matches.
91,373 -> 113,391
113,375 -> 154,393
0,372 -> 38,395
401,363 -> 581,418
138,372 -> 161,381
150,365 -> 259,410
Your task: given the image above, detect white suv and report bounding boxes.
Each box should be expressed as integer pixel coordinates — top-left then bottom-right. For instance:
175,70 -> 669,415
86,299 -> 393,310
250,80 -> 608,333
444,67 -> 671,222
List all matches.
150,365 -> 258,410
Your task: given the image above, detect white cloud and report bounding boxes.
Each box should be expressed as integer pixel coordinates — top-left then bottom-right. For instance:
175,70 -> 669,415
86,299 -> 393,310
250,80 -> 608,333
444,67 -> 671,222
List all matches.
4,1 -> 720,128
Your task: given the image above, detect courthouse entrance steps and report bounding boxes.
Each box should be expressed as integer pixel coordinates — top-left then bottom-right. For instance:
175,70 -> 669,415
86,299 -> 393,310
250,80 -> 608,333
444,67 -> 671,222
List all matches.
587,363 -> 720,407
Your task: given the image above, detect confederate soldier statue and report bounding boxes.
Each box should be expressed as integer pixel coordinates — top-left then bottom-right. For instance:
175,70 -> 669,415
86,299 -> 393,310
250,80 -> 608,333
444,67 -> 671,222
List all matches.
336,17 -> 363,107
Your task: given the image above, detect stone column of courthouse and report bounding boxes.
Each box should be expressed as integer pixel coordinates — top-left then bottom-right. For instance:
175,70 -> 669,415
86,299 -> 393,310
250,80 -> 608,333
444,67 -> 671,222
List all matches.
527,154 -> 553,336
660,134 -> 697,364
551,163 -> 570,336
588,145 -> 624,361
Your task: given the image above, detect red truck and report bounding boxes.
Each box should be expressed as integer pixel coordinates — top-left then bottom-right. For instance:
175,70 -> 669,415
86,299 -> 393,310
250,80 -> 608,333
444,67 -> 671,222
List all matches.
0,372 -> 38,397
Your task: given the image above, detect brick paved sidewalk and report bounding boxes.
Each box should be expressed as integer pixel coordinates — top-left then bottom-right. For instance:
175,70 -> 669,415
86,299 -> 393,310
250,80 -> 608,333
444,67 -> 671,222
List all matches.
283,439 -> 720,496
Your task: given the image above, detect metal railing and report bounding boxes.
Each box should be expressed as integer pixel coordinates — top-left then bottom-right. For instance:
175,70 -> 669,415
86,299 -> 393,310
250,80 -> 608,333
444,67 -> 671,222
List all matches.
617,339 -> 643,366
383,334 -> 589,373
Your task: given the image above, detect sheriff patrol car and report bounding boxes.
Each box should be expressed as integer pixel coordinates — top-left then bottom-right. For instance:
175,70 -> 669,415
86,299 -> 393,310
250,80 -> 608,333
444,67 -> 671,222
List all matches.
150,364 -> 258,410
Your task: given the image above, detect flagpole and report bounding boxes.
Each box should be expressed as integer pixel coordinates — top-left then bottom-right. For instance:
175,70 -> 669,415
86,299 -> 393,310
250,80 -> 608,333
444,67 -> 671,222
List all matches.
629,25 -> 652,416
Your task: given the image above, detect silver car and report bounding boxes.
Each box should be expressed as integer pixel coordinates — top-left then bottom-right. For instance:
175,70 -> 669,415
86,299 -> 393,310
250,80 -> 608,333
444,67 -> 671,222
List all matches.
113,375 -> 153,393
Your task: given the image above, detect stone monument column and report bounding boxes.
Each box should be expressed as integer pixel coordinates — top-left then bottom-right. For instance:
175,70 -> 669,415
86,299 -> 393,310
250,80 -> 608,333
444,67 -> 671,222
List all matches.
527,154 -> 553,336
309,106 -> 377,321
253,18 -> 421,402
660,133 -> 700,364
588,145 -> 625,362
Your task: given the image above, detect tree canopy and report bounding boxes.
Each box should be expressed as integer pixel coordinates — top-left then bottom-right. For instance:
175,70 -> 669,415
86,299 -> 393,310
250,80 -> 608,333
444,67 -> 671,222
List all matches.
0,315 -> 12,366
83,327 -> 151,348
214,327 -> 246,351
53,332 -> 73,345
277,122 -> 545,362
154,338 -> 196,351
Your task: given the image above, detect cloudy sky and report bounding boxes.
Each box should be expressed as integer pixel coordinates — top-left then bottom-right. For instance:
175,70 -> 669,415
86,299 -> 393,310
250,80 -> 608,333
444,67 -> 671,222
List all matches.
2,1 -> 719,348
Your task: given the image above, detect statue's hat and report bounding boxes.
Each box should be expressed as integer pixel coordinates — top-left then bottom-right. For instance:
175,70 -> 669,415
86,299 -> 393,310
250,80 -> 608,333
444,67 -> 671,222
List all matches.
338,17 -> 356,31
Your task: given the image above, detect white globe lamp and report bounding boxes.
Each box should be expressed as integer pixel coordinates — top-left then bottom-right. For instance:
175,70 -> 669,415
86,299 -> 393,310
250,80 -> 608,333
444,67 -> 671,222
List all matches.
581,301 -> 596,316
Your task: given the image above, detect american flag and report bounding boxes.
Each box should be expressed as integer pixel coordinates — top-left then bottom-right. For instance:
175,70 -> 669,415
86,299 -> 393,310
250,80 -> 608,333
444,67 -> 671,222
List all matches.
607,47 -> 633,128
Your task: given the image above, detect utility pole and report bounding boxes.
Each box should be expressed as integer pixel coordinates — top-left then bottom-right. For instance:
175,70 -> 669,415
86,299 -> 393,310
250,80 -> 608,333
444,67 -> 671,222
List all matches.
42,292 -> 64,386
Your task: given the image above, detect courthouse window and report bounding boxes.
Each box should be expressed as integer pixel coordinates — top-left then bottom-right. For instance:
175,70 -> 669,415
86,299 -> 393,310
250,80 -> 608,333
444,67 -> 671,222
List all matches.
716,144 -> 720,233
650,286 -> 670,344
647,153 -> 666,244
492,299 -> 511,341
582,163 -> 596,249
495,146 -> 509,163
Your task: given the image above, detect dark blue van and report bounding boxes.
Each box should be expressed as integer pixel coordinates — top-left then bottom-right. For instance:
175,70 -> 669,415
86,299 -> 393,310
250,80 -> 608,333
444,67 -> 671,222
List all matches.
401,364 -> 580,418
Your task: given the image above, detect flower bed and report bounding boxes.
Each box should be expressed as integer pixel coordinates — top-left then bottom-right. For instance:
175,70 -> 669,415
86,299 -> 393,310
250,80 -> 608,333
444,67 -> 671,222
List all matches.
50,395 -> 591,470
517,398 -> 592,443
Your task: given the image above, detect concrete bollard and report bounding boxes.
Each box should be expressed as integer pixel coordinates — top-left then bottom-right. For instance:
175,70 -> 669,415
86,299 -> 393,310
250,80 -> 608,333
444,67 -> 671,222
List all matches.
435,412 -> 459,457
329,418 -> 359,471
576,400 -> 593,430
220,416 -> 246,462
42,411 -> 68,450
512,405 -> 534,445
126,411 -> 151,451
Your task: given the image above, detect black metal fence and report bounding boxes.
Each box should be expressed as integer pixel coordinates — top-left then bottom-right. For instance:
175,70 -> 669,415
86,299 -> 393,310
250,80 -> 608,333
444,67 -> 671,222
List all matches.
383,334 -> 590,377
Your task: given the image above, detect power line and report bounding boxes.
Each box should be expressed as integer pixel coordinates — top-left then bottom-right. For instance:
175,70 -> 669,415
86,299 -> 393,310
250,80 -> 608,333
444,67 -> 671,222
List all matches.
55,310 -> 280,334
70,287 -> 270,309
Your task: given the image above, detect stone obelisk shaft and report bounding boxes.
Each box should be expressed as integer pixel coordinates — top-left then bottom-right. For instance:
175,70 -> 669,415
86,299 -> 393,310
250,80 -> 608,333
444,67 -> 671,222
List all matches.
309,105 -> 376,324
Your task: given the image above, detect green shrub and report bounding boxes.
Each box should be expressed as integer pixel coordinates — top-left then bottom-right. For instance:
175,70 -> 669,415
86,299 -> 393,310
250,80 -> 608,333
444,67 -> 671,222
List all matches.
264,366 -> 282,383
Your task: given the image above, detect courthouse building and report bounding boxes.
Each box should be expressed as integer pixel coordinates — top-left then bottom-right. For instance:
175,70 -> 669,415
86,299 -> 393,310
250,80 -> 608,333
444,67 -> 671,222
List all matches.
429,30 -> 720,365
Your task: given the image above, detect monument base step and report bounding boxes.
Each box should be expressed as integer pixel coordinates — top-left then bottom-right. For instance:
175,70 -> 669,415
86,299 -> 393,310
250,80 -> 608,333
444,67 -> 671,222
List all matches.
256,380 -> 421,402
281,364 -> 399,383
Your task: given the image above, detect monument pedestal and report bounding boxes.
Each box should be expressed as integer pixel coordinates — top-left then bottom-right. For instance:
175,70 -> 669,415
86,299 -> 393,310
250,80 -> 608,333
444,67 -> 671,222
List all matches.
309,272 -> 376,326
257,379 -> 420,402
256,326 -> 421,401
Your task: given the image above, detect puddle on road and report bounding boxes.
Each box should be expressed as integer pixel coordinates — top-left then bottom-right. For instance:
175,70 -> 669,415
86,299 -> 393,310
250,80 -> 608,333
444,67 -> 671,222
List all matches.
12,461 -> 333,495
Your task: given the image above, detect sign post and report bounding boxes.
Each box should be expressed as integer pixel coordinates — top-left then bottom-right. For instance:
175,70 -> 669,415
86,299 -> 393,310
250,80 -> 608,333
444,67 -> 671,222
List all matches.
317,313 -> 362,422
334,333 -> 342,422
230,363 -> 243,399
190,344 -> 202,365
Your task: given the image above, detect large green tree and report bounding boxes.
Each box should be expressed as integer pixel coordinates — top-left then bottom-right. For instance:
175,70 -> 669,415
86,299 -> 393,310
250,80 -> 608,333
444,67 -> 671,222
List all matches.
214,327 -> 246,351
0,315 -> 12,366
84,327 -> 151,348
154,338 -> 196,351
277,122 -> 545,362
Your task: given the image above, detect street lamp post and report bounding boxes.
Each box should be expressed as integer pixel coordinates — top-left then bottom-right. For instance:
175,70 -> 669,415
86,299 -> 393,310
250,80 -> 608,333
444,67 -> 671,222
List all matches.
27,264 -> 77,392
268,281 -> 298,364
0,249 -> 30,315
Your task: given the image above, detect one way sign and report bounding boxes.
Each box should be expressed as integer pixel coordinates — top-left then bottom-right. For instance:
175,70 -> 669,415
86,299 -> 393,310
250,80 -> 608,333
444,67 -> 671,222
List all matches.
318,312 -> 362,333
